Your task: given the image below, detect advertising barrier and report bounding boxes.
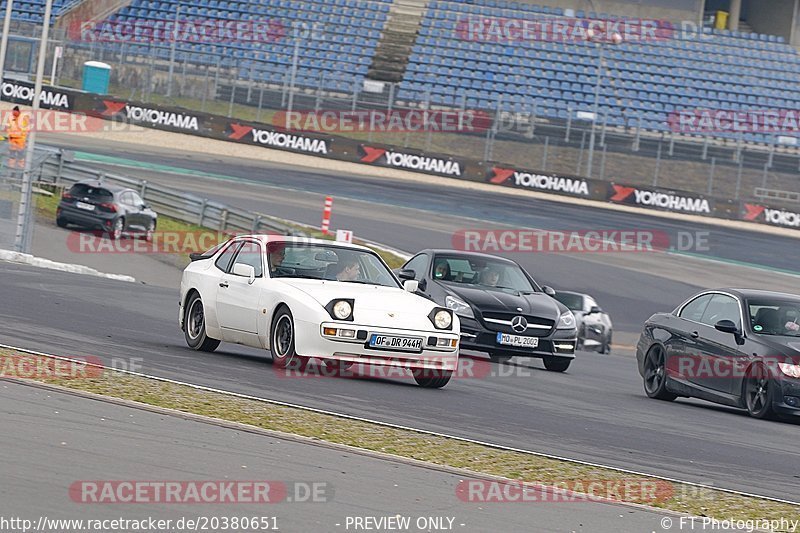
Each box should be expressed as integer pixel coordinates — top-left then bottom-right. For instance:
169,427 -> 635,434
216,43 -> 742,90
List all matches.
6,82 -> 796,232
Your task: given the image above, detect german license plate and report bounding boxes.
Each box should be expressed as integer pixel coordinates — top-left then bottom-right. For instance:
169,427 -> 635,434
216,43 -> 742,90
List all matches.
369,334 -> 423,352
75,201 -> 95,211
497,332 -> 539,348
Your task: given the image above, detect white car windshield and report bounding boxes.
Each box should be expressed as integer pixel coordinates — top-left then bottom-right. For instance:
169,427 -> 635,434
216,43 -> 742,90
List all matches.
432,255 -> 536,293
267,243 -> 400,288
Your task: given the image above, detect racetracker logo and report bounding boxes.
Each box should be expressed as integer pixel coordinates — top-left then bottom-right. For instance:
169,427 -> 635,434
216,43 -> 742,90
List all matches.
228,123 -> 330,154
666,355 -> 800,380
452,229 -> 677,253
272,110 -> 490,133
743,204 -> 800,228
0,353 -> 103,379
69,481 -> 332,504
609,185 -> 711,214
668,109 -> 800,133
489,167 -> 590,196
100,100 -> 199,131
359,146 -> 462,177
67,231 -> 232,254
273,357 -> 540,381
456,17 -> 674,43
68,18 -> 287,44
456,479 -> 674,504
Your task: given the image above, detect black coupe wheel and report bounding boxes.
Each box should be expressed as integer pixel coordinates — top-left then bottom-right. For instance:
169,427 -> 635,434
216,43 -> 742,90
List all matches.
543,356 -> 572,372
412,368 -> 452,388
642,345 -> 676,401
56,217 -> 68,228
744,365 -> 776,419
184,293 -> 220,352
270,306 -> 307,370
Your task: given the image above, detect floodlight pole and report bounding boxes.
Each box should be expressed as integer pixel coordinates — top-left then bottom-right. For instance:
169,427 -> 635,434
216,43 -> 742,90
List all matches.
14,0 -> 52,253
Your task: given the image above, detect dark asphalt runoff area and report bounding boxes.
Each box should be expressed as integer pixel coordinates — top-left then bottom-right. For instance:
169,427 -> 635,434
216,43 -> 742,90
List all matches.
0,380 -> 677,533
0,262 -> 798,503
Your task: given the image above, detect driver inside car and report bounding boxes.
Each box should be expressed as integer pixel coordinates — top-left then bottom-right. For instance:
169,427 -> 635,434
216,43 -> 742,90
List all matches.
267,242 -> 290,277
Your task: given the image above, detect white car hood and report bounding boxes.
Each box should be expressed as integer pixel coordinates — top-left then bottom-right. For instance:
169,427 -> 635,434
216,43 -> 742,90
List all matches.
277,279 -> 440,329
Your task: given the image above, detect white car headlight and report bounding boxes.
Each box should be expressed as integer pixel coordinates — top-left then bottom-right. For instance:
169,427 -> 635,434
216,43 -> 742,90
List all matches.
778,362 -> 800,379
333,300 -> 353,320
445,295 -> 474,318
433,309 -> 453,330
557,311 -> 576,330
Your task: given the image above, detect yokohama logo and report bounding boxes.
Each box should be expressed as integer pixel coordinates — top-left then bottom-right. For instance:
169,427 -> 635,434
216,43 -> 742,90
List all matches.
1,81 -> 70,108
745,204 -> 800,227
101,101 -> 199,130
228,123 -> 329,154
610,185 -> 710,214
360,146 -> 462,176
490,167 -> 589,196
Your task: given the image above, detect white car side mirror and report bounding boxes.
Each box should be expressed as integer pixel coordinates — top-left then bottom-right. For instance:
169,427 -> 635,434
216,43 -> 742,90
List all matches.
232,262 -> 256,284
403,279 -> 419,293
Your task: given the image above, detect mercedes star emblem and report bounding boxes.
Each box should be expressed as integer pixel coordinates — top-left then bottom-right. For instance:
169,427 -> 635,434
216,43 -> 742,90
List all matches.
511,315 -> 528,333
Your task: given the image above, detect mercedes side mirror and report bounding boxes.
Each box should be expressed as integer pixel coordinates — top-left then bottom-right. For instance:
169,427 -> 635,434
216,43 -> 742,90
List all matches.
542,286 -> 556,297
397,269 -> 416,280
589,306 -> 602,314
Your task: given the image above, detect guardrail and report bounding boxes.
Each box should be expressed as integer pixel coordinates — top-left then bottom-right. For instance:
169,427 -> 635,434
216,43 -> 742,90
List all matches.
33,146 -> 303,236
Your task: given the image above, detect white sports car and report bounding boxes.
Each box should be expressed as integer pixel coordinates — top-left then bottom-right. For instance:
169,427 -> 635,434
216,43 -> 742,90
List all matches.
179,235 -> 460,388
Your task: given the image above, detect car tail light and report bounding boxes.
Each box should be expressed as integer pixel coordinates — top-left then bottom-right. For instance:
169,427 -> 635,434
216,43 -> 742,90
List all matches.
62,192 -> 73,200
98,202 -> 117,213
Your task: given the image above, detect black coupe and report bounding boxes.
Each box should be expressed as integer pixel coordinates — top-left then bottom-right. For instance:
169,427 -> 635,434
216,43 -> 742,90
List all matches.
637,288 -> 800,419
398,250 -> 578,371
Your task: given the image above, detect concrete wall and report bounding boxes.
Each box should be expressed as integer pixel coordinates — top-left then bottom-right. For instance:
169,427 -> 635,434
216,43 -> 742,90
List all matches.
742,0 -> 797,42
519,0 -> 704,23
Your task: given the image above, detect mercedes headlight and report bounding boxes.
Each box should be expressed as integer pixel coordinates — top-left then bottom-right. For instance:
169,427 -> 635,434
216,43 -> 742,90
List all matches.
557,311 -> 576,330
445,295 -> 474,318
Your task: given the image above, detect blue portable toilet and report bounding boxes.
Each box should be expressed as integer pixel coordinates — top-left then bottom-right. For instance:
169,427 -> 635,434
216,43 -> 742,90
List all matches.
82,61 -> 111,94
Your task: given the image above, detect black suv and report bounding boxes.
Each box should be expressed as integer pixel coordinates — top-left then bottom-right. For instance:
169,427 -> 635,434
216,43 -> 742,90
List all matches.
56,180 -> 158,240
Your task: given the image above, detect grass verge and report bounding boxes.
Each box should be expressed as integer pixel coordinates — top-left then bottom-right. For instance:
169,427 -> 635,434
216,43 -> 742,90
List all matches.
1,348 -> 797,528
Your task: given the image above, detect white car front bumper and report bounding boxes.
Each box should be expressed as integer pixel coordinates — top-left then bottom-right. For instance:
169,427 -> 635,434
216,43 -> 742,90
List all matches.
293,319 -> 460,371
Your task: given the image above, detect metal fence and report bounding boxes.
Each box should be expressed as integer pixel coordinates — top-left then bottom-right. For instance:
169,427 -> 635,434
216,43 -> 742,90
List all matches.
5,20 -> 800,204
0,144 -> 303,251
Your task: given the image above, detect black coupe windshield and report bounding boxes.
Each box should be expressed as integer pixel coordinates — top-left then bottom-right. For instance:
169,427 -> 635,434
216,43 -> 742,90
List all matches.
432,255 -> 536,292
747,298 -> 800,336
267,243 -> 400,288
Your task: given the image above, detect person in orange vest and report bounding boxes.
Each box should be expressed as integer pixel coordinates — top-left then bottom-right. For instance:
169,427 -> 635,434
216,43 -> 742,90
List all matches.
5,106 -> 30,169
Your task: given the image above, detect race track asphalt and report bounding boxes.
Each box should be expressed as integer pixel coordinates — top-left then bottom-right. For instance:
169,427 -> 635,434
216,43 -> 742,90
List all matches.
0,381 -> 685,533
0,261 -> 797,502
3,136 -> 797,502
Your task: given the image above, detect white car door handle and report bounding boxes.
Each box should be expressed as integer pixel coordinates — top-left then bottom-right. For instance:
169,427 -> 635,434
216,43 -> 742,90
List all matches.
219,281 -> 229,288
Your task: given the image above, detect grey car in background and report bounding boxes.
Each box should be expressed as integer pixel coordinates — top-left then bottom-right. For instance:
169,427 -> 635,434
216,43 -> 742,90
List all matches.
554,291 -> 613,353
